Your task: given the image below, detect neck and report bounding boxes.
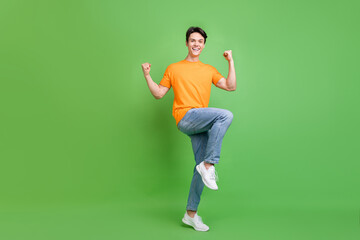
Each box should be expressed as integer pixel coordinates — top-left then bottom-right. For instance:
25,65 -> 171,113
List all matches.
185,54 -> 200,62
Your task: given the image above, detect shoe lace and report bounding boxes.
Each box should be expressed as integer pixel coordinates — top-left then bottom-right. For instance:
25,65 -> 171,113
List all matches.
195,215 -> 204,225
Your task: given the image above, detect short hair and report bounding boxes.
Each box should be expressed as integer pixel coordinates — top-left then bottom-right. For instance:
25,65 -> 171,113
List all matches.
186,26 -> 207,44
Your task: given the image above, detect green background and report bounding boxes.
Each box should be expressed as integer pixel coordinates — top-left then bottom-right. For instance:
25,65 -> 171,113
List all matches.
1,0 -> 359,239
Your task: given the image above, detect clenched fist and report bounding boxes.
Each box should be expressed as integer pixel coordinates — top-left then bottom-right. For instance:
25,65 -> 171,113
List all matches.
141,62 -> 151,76
223,50 -> 233,61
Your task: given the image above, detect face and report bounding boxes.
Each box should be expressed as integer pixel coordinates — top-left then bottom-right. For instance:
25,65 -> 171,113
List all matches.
186,32 -> 205,57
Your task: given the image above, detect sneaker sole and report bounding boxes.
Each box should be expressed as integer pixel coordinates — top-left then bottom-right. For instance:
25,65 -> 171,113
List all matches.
182,217 -> 209,231
196,164 -> 218,190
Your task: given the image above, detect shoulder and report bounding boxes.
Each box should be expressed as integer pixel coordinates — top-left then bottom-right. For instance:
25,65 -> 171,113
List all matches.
165,60 -> 186,72
202,62 -> 218,71
166,60 -> 183,68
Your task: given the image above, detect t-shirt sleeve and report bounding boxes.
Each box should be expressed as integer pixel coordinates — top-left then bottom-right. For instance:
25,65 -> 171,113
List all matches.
159,66 -> 172,88
211,66 -> 225,85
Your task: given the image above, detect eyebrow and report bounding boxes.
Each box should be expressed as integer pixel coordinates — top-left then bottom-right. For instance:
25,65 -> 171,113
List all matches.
190,38 -> 204,41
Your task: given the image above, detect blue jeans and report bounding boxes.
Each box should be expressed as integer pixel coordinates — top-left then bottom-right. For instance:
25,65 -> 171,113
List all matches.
177,107 -> 233,211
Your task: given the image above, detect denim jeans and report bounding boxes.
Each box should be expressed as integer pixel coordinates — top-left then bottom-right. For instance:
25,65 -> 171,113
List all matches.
177,107 -> 233,211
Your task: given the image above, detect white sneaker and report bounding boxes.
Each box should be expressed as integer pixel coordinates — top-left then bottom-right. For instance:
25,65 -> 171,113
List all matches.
182,212 -> 209,231
196,161 -> 219,190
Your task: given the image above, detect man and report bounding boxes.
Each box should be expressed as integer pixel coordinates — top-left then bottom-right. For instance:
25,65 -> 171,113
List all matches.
141,26 -> 236,231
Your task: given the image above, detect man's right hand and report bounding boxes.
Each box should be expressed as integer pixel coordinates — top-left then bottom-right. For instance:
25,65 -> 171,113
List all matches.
141,63 -> 151,76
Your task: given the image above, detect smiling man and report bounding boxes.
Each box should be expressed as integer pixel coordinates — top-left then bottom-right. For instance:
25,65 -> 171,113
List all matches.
141,26 -> 236,231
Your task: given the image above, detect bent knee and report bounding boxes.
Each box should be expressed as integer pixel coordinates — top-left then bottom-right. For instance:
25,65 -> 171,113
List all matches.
221,110 -> 233,122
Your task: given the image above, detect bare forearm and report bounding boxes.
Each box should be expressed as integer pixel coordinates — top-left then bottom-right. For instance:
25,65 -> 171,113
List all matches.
226,60 -> 236,91
144,74 -> 162,99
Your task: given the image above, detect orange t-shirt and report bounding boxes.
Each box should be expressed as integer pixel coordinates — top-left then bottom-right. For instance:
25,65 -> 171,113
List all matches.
159,59 -> 224,126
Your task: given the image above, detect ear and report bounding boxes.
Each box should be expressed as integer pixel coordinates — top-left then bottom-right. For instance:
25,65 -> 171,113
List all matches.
185,41 -> 188,47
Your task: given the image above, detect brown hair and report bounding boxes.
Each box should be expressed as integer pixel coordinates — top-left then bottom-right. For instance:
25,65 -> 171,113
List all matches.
186,26 -> 207,44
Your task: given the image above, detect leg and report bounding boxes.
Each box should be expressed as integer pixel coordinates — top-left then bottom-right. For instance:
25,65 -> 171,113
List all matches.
203,109 -> 233,164
178,107 -> 233,215
186,132 -> 208,213
178,107 -> 233,164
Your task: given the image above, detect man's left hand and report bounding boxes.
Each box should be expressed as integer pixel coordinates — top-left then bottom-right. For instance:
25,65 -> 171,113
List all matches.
223,50 -> 233,61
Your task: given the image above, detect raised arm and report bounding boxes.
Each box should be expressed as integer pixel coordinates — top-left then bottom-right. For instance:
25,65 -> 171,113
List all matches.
215,50 -> 236,91
141,62 -> 170,99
